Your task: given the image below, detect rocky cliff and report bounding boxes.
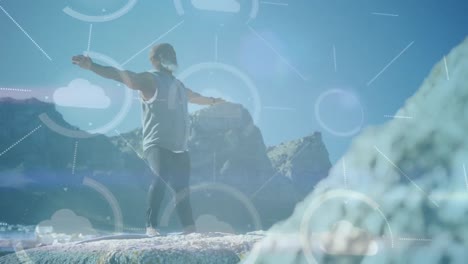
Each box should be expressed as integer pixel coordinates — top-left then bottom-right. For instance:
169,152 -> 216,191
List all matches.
0,99 -> 332,233
267,131 -> 331,196
245,38 -> 468,264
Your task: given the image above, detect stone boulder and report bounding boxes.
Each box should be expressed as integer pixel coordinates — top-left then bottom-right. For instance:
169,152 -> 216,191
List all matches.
245,38 -> 468,264
267,131 -> 332,197
188,103 -> 274,194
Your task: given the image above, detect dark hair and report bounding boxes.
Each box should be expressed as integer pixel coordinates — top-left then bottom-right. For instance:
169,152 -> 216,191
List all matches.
150,43 -> 178,71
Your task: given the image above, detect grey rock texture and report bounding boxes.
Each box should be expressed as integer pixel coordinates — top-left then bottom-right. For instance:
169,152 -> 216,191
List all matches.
0,232 -> 264,264
188,103 -> 274,194
267,131 -> 332,197
244,38 -> 468,263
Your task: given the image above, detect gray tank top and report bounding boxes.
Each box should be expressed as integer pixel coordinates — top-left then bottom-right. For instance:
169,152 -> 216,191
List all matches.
141,71 -> 190,155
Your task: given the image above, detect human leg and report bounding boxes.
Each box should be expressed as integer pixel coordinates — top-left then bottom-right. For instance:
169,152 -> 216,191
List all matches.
145,147 -> 171,229
169,151 -> 195,231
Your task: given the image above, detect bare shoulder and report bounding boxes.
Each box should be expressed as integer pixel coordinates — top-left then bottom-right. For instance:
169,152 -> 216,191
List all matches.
138,71 -> 156,81
136,72 -> 157,98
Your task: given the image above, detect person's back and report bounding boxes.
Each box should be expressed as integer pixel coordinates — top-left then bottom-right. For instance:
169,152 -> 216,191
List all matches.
141,70 -> 190,155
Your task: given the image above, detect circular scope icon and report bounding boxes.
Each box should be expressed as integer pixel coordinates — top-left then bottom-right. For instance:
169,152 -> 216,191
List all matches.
63,0 -> 138,22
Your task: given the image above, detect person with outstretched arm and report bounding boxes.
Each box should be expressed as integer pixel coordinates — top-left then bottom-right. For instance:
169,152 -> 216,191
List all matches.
72,43 -> 225,236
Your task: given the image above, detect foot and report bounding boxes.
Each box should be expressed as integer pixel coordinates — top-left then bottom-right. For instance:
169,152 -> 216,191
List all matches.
146,227 -> 161,237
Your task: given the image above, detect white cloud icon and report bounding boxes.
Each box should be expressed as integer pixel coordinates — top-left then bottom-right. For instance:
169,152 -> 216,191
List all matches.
191,0 -> 241,13
36,209 -> 96,235
53,78 -> 111,109
318,220 -> 379,256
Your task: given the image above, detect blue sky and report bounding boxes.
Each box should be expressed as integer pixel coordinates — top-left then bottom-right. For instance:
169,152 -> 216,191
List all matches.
0,0 -> 467,162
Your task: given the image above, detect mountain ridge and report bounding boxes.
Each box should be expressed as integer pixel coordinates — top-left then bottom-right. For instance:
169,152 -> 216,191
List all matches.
0,97 -> 332,232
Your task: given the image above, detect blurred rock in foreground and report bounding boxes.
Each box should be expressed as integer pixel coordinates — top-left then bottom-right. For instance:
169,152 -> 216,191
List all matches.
244,38 -> 468,263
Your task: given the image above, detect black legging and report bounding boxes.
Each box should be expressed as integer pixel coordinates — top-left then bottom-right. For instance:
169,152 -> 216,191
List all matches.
145,146 -> 195,229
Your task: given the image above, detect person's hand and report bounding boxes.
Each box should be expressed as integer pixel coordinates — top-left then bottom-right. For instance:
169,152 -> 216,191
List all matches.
72,55 -> 93,70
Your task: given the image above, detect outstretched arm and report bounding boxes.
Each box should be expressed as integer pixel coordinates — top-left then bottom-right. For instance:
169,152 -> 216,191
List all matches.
185,88 -> 226,106
72,55 -> 155,95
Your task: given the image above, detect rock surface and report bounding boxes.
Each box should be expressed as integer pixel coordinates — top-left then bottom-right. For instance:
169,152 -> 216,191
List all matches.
267,131 -> 332,197
0,232 -> 264,264
244,38 -> 468,263
188,103 -> 274,194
